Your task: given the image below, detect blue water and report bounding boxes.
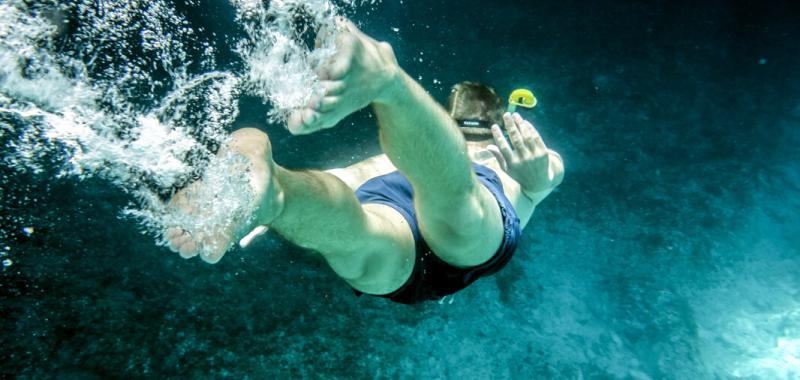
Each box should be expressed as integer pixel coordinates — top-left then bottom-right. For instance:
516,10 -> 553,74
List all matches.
2,1 -> 799,378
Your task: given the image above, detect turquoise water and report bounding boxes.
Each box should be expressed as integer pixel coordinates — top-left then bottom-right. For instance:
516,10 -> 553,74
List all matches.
2,1 -> 799,378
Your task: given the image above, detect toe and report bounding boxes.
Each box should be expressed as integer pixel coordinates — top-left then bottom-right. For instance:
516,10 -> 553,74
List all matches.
200,248 -> 224,264
165,228 -> 182,240
287,108 -> 322,135
174,232 -> 191,247
179,240 -> 199,259
321,80 -> 345,96
287,109 -> 307,134
317,96 -> 340,113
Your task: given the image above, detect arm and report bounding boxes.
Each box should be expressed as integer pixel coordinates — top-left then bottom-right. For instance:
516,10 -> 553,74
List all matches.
487,112 -> 564,207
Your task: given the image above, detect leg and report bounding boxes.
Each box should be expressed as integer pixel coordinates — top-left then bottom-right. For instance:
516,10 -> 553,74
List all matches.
165,128 -> 282,263
166,128 -> 414,294
373,72 -> 504,267
270,167 -> 415,293
288,20 -> 503,267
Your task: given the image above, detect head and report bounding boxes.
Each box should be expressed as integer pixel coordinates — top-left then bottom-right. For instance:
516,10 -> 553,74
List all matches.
447,81 -> 504,143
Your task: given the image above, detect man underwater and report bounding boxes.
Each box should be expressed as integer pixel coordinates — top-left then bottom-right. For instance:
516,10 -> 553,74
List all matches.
165,19 -> 564,305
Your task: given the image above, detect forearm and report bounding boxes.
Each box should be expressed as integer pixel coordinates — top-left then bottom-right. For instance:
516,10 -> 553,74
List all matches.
372,70 -> 474,193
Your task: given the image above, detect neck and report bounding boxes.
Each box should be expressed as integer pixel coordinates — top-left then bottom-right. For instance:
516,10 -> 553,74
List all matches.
465,139 -> 493,150
465,139 -> 494,163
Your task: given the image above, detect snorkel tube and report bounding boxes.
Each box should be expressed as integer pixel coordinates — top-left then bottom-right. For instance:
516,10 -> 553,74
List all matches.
507,88 -> 537,113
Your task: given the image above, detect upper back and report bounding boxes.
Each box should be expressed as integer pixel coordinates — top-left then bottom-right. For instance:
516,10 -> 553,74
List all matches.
325,148 -> 537,229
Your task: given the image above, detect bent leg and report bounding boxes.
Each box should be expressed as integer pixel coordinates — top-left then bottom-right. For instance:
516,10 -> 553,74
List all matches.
373,73 -> 504,267
285,19 -> 504,267
165,128 -> 414,294
269,167 -> 415,294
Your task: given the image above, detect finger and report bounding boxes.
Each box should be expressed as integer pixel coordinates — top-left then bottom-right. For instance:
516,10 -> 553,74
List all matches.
504,113 -> 527,154
513,113 -> 533,140
491,124 -> 514,159
548,149 -> 562,162
528,126 -> 547,157
513,113 -> 546,154
487,144 -> 508,171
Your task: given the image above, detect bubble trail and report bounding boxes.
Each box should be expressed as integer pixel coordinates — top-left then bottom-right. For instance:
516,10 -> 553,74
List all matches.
0,0 -> 375,258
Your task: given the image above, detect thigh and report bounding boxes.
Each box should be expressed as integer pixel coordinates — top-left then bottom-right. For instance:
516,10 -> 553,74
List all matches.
414,180 -> 505,268
328,203 -> 416,296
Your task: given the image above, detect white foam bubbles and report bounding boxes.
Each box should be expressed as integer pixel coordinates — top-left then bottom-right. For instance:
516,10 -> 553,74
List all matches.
126,148 -> 258,259
1,1 -> 239,254
233,0 -> 380,123
234,0 -> 337,122
1,0 -> 377,260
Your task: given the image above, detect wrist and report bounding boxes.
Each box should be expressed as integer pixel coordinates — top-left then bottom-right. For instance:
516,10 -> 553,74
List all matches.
521,187 -> 549,204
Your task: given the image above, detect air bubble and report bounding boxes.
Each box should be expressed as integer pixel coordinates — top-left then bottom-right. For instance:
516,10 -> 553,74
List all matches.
0,0 -> 373,260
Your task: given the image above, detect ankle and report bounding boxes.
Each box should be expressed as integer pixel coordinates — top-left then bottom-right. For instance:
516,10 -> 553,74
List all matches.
253,162 -> 286,226
374,65 -> 405,106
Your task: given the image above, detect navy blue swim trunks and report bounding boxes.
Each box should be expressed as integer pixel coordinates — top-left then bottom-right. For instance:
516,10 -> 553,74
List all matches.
353,163 -> 521,304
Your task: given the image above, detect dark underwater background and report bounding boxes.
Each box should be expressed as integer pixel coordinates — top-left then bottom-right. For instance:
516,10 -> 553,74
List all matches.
2,0 -> 799,378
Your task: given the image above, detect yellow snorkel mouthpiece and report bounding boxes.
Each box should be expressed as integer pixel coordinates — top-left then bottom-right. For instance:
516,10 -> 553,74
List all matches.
507,89 -> 537,113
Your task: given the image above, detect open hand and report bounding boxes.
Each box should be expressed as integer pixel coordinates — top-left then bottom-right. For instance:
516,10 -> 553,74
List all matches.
487,113 -> 562,196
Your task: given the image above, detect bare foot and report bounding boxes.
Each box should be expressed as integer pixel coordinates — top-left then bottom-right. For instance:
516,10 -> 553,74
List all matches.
287,18 -> 401,135
164,128 -> 284,263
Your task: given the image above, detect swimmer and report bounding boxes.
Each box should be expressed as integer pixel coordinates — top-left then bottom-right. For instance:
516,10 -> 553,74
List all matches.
165,18 -> 564,304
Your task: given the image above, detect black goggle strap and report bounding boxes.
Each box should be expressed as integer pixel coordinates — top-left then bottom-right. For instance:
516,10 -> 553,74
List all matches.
456,119 -> 494,129
456,119 -> 495,136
